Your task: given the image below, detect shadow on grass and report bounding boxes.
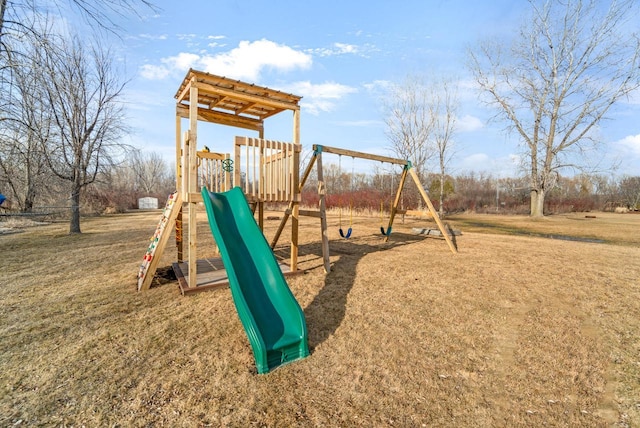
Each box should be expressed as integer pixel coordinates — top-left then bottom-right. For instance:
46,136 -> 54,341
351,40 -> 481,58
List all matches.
445,223 -> 459,252
451,219 -> 606,244
299,232 -> 423,351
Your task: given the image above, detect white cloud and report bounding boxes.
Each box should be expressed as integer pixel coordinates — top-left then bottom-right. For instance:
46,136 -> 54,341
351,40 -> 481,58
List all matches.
166,52 -> 201,70
309,42 -> 377,58
312,42 -> 358,57
334,43 -> 358,54
139,39 -> 312,82
616,134 -> 640,155
363,80 -> 393,91
139,64 -> 171,80
208,42 -> 226,49
177,33 -> 197,41
281,81 -> 358,115
207,35 -> 226,40
199,39 -> 312,80
138,33 -> 168,41
140,52 -> 200,79
457,114 -> 484,132
286,81 -> 356,99
363,79 -> 392,94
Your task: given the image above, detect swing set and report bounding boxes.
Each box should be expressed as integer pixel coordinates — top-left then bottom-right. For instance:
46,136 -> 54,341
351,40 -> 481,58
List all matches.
270,143 -> 457,274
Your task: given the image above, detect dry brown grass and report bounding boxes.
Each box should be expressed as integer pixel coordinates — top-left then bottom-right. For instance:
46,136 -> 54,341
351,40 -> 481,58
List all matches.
1,210 -> 639,427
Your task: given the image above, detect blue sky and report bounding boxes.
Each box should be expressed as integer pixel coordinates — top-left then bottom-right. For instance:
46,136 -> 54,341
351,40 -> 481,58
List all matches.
114,0 -> 640,178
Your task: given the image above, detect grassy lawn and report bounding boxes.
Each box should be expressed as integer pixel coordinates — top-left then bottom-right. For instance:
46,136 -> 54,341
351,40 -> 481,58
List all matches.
1,210 -> 639,426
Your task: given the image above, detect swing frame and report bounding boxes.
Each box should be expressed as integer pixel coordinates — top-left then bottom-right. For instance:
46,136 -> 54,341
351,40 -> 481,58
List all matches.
270,144 -> 457,274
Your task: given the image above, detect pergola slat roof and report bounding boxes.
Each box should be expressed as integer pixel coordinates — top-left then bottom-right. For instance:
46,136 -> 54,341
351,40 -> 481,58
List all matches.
175,69 -> 301,131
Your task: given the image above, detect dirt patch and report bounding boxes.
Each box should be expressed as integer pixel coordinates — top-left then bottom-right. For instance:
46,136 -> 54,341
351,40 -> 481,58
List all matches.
152,265 -> 177,286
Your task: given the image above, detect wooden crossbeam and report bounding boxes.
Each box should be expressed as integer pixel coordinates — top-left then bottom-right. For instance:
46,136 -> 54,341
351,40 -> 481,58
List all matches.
235,102 -> 256,114
314,144 -> 408,166
176,104 -> 263,131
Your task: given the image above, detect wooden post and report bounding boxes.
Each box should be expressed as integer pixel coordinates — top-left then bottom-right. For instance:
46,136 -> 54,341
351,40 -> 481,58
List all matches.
258,202 -> 264,231
188,80 -> 199,288
290,145 -> 300,271
234,137 -> 242,189
408,167 -> 457,254
224,153 -> 231,191
175,115 -> 184,262
258,139 -> 264,231
290,108 -> 301,272
384,165 -> 409,243
316,149 -> 331,273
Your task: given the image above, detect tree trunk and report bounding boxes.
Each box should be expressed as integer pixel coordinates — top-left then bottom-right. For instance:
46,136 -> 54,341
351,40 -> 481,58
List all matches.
69,184 -> 81,233
530,188 -> 545,217
23,189 -> 35,213
439,173 -> 445,217
23,170 -> 36,213
416,168 -> 423,210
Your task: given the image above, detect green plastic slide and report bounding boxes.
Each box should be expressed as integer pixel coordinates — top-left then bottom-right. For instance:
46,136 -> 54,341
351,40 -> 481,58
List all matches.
201,186 -> 309,374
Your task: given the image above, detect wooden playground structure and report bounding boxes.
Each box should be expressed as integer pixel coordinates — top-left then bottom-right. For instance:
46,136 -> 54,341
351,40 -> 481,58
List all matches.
137,69 -> 456,294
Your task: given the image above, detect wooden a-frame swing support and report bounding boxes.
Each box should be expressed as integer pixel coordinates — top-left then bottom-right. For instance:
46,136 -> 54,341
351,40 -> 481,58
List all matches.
270,144 -> 457,274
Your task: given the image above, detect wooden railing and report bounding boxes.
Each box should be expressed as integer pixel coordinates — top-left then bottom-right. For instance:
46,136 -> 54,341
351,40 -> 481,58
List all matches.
234,136 -> 300,203
197,151 -> 232,193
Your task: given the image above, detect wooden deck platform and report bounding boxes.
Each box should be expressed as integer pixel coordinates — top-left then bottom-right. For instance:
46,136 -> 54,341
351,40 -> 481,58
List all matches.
172,257 -> 300,295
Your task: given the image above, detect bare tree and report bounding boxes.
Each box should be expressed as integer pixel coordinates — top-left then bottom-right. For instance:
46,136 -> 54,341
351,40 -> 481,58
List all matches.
468,0 -> 640,217
0,22 -> 55,212
430,78 -> 459,216
41,34 -> 129,233
130,150 -> 171,195
618,176 -> 640,210
384,75 -> 435,181
383,75 -> 460,212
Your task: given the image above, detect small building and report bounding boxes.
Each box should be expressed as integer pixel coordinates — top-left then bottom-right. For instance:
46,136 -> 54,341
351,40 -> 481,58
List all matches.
138,197 -> 159,210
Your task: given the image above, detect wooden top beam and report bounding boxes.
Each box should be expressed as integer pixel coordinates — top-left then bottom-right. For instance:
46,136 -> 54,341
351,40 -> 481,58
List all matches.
313,144 -> 409,166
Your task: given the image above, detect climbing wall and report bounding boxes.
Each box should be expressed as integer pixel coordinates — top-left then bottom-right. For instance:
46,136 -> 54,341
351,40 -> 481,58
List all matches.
137,191 -> 181,291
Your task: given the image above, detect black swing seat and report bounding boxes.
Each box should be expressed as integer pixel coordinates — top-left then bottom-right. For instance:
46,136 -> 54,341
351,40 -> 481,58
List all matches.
339,227 -> 353,239
380,226 -> 392,236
